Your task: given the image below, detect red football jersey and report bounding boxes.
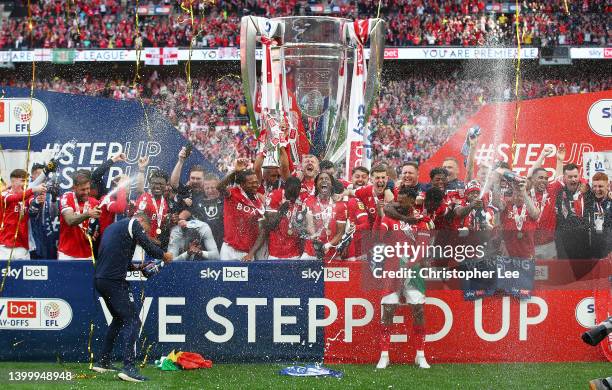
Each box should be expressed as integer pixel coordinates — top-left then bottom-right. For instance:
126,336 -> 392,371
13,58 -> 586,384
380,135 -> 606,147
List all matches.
135,192 -> 168,238
417,202 -> 450,231
345,197 -> 370,259
98,187 -> 128,238
299,178 -> 315,202
303,195 -> 347,258
58,192 -> 99,259
338,179 -> 351,189
223,186 -> 264,252
500,203 -> 538,258
455,198 -> 495,231
0,188 -> 33,249
530,188 -> 555,245
379,214 -> 431,262
266,189 -> 302,259
355,185 -> 385,227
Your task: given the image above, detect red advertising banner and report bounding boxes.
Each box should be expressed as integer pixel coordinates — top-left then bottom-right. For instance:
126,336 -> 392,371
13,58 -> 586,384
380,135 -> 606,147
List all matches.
323,261 -> 609,363
419,91 -> 612,182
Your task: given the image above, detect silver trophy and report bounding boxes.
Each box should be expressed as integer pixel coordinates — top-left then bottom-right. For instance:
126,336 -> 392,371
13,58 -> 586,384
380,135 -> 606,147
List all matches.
240,16 -> 385,171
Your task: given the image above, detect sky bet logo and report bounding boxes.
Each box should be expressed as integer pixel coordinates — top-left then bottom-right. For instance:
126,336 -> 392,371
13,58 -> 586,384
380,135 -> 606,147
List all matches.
301,267 -> 350,282
1,266 -> 48,280
200,267 -> 248,282
5,301 -> 37,318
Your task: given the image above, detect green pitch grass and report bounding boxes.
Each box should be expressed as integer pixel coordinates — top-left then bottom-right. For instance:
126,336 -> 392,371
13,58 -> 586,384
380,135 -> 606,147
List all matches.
0,362 -> 609,389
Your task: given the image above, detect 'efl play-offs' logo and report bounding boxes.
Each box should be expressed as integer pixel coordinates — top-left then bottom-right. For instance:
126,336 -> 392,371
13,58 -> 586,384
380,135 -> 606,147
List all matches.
0,298 -> 72,330
0,98 -> 48,136
588,99 -> 612,137
575,297 -> 596,328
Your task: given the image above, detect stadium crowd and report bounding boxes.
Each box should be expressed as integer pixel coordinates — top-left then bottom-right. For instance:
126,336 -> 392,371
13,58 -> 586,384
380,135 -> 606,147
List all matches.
0,0 -> 608,49
1,72 -> 610,173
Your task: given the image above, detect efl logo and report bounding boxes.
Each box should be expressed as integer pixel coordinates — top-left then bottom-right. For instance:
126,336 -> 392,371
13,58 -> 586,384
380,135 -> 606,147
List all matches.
22,265 -> 48,280
323,267 -> 349,282
7,301 -> 36,318
604,48 -> 612,59
0,101 -> 4,122
222,267 -> 248,282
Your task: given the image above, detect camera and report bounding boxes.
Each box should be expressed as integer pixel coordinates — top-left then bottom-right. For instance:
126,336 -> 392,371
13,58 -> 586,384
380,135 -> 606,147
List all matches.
184,142 -> 193,158
582,316 -> 612,346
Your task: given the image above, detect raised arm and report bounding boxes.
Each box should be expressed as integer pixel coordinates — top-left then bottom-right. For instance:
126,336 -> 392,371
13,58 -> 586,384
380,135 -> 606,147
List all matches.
135,156 -> 149,195
527,146 -> 554,178
92,153 -> 126,192
217,158 -> 249,197
554,145 -> 566,180
170,147 -> 187,189
465,132 -> 480,182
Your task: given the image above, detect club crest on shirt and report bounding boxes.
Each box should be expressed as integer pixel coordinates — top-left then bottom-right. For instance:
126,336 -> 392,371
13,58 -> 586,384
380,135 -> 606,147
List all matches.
204,205 -> 218,218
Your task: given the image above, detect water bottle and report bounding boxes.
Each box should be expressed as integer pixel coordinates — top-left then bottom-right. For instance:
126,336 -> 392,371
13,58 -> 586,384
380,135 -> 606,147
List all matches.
142,259 -> 164,278
43,159 -> 58,175
468,125 -> 481,139
502,171 -> 521,183
86,218 -> 99,237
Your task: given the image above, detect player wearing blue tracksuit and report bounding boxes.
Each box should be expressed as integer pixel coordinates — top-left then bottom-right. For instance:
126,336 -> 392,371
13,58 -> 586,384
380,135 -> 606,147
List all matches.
92,213 -> 172,382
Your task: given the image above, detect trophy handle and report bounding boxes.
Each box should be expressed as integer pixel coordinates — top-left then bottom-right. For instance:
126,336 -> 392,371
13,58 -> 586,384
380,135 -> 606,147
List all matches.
240,16 -> 261,136
364,18 -> 386,121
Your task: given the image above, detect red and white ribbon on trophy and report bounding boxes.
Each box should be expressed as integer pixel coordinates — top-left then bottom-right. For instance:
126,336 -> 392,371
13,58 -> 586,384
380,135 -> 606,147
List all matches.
345,19 -> 372,179
257,18 -> 286,165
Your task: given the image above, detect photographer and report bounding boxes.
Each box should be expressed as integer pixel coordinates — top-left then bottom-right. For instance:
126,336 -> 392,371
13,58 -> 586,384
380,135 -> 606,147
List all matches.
168,146 -> 216,256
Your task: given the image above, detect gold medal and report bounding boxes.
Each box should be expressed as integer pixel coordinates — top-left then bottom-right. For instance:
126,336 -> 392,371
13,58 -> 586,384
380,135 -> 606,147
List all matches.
517,231 -> 523,239
156,228 -> 162,235
287,228 -> 293,236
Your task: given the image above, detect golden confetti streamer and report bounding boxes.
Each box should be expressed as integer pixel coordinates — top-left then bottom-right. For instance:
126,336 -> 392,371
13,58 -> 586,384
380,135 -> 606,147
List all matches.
509,0 -> 522,170
87,322 -> 95,369
217,74 -> 241,83
139,343 -> 153,368
376,0 -> 383,19
563,0 -> 570,14
2,0 -> 37,296
184,1 -> 196,106
75,373 -> 97,380
71,0 -> 80,36
86,233 -> 95,266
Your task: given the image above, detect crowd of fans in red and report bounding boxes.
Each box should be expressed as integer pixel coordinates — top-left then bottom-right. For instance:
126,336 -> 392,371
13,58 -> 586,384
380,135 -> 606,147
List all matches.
2,71 -> 609,173
0,0 -> 608,50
